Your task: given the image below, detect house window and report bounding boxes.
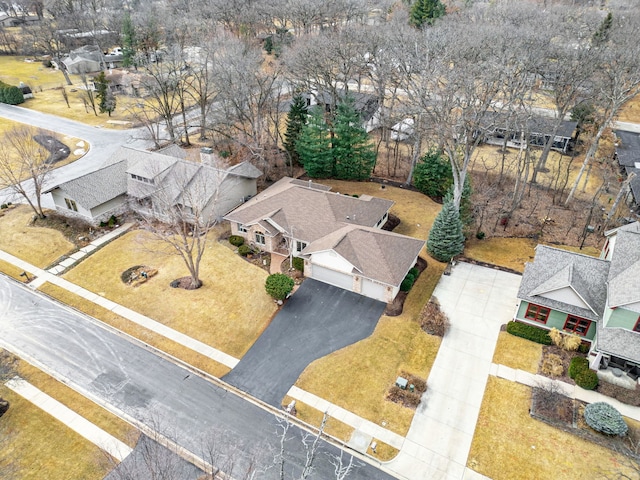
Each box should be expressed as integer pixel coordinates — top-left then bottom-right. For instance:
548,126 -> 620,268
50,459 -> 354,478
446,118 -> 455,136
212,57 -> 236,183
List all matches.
238,224 -> 247,233
296,241 -> 307,252
634,317 -> 640,333
130,174 -> 154,184
255,231 -> 265,245
524,303 -> 550,323
563,315 -> 592,336
64,198 -> 78,212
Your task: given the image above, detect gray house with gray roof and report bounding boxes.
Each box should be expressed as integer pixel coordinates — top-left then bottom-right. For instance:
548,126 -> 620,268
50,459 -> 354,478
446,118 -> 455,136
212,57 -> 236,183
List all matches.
224,177 -> 425,302
45,146 -> 261,225
516,222 -> 640,386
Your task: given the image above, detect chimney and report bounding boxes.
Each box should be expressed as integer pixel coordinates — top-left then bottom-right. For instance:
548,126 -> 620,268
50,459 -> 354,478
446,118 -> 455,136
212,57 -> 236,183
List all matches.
200,147 -> 214,166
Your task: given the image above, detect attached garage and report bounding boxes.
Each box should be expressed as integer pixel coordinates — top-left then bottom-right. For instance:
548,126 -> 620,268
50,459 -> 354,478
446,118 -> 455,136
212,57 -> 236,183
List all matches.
310,265 -> 353,290
361,278 -> 389,303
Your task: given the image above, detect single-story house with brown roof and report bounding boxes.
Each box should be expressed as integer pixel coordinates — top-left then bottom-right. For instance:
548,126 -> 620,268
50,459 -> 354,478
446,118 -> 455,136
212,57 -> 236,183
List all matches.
224,177 -> 425,302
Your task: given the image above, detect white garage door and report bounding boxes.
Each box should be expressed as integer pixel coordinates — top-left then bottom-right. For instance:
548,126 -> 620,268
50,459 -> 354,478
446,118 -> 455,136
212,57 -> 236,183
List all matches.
311,265 -> 354,290
361,279 -> 388,302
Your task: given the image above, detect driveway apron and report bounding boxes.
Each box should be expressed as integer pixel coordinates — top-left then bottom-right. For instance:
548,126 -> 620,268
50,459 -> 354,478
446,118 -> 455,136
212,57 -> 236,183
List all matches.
223,279 -> 386,407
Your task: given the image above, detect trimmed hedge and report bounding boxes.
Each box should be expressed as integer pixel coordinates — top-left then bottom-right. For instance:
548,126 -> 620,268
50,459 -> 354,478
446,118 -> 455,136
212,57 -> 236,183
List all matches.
238,245 -> 251,257
400,266 -> 420,292
265,273 -> 294,300
575,369 -> 599,390
569,357 -> 589,379
229,235 -> 245,247
584,402 -> 628,436
0,81 -> 25,105
506,321 -> 552,345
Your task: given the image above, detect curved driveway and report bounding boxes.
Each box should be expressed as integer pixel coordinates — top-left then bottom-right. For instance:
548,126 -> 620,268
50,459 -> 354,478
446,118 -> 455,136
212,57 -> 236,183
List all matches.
223,279 -> 386,406
0,275 -> 394,480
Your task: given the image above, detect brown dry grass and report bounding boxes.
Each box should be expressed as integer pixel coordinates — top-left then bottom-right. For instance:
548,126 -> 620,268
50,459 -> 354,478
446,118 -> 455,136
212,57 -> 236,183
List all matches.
468,377 -> 637,479
465,237 -> 600,273
0,258 -> 26,280
619,95 -> 640,123
63,229 -> 277,358
0,386 -> 112,480
492,331 -> 542,374
38,282 -> 231,378
17,361 -> 137,446
281,395 -> 354,442
0,205 -> 73,267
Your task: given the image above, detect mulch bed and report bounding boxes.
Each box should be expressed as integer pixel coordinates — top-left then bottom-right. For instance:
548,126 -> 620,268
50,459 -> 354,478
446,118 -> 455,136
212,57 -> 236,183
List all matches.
530,388 -> 639,458
384,256 -> 428,317
537,345 -> 640,407
386,371 -> 427,409
169,277 -> 202,290
33,134 -> 71,164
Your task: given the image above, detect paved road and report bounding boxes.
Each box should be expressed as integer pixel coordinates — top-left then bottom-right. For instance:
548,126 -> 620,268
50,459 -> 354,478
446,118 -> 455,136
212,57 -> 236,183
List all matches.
0,104 -> 150,205
223,279 -> 386,407
0,275 -> 395,479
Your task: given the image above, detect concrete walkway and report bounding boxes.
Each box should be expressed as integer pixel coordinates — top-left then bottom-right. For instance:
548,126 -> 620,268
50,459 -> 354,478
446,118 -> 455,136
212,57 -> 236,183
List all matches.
387,262 -> 521,480
44,223 -> 134,277
6,376 -> 132,461
490,363 -> 640,421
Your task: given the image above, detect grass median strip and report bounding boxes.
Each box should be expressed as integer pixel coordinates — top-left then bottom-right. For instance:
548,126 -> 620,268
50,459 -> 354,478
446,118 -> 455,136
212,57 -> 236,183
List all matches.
0,386 -> 112,480
38,282 -> 232,378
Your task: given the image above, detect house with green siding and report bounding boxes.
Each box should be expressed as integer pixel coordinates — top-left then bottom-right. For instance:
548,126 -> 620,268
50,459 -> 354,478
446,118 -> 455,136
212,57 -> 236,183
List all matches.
515,222 -> 640,386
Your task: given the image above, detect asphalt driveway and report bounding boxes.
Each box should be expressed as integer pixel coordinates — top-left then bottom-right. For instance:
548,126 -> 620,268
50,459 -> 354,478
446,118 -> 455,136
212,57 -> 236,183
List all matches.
223,279 -> 386,407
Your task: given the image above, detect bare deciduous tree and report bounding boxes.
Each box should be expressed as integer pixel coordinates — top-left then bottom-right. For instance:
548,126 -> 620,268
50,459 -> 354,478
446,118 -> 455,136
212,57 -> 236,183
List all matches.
0,126 -> 55,218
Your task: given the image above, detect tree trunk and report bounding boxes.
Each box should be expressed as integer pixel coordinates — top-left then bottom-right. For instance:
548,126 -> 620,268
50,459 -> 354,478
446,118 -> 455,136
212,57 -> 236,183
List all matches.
565,122 -> 608,206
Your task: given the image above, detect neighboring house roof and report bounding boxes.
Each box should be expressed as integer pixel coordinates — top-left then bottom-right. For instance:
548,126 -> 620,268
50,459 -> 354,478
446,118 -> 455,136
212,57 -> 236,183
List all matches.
518,245 -> 610,321
307,89 -> 380,122
43,160 -> 128,210
224,177 -> 393,244
302,225 -> 425,286
227,162 -> 262,179
615,130 -> 640,204
607,227 -> 640,310
481,111 -> 577,138
596,320 -> 640,364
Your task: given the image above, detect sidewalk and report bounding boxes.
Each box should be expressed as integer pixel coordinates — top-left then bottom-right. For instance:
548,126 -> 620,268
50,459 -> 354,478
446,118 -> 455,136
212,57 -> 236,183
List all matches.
0,248 -> 239,369
6,376 -> 132,461
490,363 -> 640,421
387,262 -> 522,480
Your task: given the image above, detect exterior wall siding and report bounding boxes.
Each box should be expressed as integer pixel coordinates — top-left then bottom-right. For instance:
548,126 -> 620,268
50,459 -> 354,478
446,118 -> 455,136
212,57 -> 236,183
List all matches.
515,300 -> 596,340
605,306 -> 640,330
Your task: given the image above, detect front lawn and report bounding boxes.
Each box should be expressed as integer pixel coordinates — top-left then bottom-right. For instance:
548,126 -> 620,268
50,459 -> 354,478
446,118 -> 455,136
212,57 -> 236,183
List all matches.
468,377 -> 637,479
63,230 -> 277,358
0,205 -> 74,268
492,331 -> 542,374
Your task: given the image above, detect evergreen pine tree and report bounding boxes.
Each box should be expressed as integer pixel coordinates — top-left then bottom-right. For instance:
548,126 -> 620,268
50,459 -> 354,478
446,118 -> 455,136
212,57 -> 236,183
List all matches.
122,12 -> 136,67
283,94 -> 308,166
332,97 -> 376,180
410,0 -> 446,29
296,108 -> 333,178
413,149 -> 452,198
427,199 -> 465,262
94,72 -> 116,116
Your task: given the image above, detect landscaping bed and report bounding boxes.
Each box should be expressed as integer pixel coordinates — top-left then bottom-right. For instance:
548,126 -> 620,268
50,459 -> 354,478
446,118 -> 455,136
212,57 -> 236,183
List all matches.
384,256 -> 428,317
530,387 -> 640,460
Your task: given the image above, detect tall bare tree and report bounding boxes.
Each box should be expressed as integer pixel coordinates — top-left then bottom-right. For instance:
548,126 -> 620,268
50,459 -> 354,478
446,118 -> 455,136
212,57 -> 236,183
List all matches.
0,126 -> 55,218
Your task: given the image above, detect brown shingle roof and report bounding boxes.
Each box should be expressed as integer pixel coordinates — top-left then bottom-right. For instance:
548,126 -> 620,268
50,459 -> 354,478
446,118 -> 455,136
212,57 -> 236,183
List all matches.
224,177 -> 393,243
303,225 -> 425,286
